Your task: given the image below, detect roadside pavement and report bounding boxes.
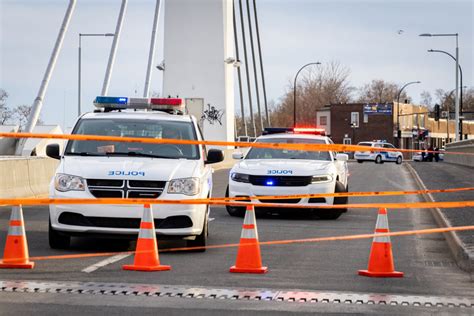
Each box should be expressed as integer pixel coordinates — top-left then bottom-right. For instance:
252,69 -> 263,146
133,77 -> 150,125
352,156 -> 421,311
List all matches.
407,161 -> 474,271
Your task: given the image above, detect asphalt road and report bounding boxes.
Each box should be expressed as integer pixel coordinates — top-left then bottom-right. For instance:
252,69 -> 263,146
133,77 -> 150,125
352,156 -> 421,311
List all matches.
0,162 -> 472,315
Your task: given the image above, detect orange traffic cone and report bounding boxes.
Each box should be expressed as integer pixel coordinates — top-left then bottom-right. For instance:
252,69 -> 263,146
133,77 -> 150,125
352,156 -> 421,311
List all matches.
230,205 -> 267,274
358,208 -> 403,277
123,204 -> 170,272
0,205 -> 34,269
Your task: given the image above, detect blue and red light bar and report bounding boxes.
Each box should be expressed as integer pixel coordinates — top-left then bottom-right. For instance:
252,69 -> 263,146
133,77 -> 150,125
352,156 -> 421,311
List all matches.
262,127 -> 326,136
293,127 -> 326,135
93,96 -> 185,113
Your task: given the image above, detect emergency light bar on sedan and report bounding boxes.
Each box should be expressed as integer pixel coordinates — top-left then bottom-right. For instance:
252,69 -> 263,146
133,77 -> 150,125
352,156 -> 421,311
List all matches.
93,96 -> 185,113
263,127 -> 325,136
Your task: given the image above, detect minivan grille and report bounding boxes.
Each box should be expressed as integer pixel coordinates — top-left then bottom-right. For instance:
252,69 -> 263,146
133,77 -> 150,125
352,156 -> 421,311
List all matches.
87,179 -> 166,199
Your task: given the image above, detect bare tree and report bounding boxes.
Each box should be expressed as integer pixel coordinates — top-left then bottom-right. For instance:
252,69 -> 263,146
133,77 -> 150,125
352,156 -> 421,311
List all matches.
270,61 -> 355,126
463,88 -> 474,112
435,88 -> 474,114
0,89 -> 13,125
357,79 -> 411,104
420,91 -> 433,108
12,104 -> 43,130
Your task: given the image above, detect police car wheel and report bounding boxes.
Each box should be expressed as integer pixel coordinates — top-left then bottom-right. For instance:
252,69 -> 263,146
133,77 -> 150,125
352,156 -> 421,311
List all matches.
357,160 -> 363,163
186,209 -> 208,252
375,155 -> 383,164
225,186 -> 246,217
396,156 -> 402,164
314,181 -> 347,220
49,218 -> 71,249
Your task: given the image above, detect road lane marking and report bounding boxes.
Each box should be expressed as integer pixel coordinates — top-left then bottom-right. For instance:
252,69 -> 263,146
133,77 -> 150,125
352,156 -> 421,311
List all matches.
82,253 -> 130,273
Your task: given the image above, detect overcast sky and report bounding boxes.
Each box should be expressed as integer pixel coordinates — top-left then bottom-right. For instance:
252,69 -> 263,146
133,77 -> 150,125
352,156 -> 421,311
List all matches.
1,0 -> 472,129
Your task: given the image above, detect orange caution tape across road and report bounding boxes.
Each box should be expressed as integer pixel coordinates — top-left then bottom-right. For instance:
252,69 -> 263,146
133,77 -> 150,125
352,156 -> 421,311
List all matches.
0,132 -> 472,156
212,187 -> 474,201
21,225 -> 474,261
1,197 -> 473,209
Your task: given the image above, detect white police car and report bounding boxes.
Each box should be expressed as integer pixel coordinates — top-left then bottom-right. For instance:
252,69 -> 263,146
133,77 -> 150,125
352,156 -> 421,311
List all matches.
226,128 -> 349,220
46,96 -> 223,250
354,141 -> 403,164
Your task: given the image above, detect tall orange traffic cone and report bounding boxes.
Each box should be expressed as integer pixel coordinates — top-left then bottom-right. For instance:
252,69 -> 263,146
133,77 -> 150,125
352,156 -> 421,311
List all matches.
123,204 -> 171,272
230,205 -> 267,274
358,208 -> 403,277
0,205 -> 34,269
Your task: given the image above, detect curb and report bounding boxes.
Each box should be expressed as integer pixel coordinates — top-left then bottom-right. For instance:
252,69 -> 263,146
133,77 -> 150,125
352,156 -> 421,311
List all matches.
406,163 -> 473,273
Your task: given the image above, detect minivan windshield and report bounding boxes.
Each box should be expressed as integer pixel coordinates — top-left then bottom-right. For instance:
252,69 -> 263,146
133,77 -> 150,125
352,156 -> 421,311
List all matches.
65,119 -> 199,159
245,138 -> 331,161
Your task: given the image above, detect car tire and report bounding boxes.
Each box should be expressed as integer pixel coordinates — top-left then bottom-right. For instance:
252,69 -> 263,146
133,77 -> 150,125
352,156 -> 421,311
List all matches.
375,155 -> 383,164
49,218 -> 71,249
357,160 -> 363,163
314,181 -> 347,220
225,186 -> 246,217
396,156 -> 402,164
186,208 -> 208,252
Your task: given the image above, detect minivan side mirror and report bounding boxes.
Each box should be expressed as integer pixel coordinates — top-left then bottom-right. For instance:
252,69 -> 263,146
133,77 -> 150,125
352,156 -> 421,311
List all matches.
206,149 -> 224,164
232,152 -> 243,160
335,153 -> 349,162
46,144 -> 61,160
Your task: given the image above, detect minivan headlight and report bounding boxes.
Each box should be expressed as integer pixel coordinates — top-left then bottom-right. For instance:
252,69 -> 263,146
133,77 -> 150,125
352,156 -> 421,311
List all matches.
55,173 -> 85,192
311,174 -> 333,183
231,172 -> 250,183
168,178 -> 200,195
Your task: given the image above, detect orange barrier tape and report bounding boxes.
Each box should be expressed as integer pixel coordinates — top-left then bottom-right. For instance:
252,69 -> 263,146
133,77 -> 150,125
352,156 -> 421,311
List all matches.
1,188 -> 472,208
213,187 -> 474,202
1,197 -> 473,209
1,132 -> 472,155
21,225 -> 474,261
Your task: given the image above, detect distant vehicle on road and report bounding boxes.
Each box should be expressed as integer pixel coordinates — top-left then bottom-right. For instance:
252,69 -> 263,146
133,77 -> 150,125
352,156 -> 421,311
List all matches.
226,127 -> 349,220
354,141 -> 403,164
46,96 -> 224,250
412,152 -> 424,162
413,148 -> 444,162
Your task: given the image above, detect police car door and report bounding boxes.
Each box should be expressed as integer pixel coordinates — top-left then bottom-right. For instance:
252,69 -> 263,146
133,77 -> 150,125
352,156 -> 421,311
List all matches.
383,143 -> 397,161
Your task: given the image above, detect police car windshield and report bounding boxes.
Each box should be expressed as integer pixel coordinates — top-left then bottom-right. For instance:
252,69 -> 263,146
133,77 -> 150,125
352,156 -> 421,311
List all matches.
65,119 -> 199,160
245,138 -> 330,161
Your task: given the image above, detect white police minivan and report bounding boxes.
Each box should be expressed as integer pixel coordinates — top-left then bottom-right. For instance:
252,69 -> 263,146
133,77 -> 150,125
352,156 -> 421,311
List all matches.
46,96 -> 223,251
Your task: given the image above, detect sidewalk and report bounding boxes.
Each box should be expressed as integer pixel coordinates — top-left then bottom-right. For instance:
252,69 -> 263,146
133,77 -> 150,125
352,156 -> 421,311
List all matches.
407,161 -> 474,271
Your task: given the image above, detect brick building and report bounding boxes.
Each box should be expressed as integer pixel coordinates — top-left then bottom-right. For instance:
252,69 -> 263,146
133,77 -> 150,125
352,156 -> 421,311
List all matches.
316,103 -> 394,145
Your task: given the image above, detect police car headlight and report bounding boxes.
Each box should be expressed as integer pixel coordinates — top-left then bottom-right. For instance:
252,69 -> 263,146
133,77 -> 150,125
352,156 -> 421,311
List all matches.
231,172 -> 250,183
311,174 -> 333,183
168,178 -> 200,195
55,174 -> 85,192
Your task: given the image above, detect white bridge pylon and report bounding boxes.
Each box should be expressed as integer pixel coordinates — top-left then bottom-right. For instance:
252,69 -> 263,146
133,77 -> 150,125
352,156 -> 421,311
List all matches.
163,0 -> 235,145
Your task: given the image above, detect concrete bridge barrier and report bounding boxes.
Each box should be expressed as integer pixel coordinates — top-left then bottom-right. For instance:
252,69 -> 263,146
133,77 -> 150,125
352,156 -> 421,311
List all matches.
0,157 -> 58,199
445,139 -> 474,167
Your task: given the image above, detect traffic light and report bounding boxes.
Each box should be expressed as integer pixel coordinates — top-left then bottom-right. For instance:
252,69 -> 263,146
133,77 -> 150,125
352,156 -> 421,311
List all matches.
434,104 -> 440,121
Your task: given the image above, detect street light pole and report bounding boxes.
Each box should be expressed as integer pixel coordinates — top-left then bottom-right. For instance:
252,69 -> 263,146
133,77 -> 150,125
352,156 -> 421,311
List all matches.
396,81 -> 420,148
420,33 -> 460,141
445,86 -> 467,143
78,33 -> 114,117
293,62 -> 321,126
428,49 -> 464,138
